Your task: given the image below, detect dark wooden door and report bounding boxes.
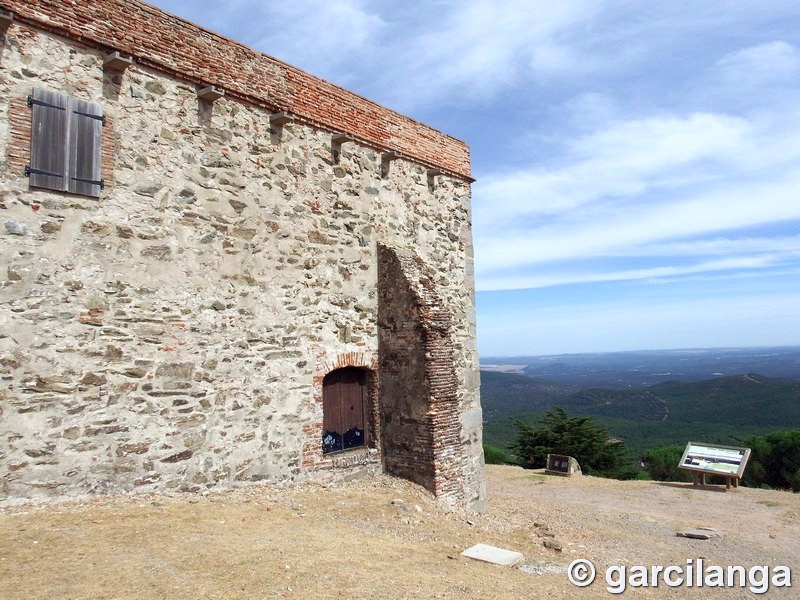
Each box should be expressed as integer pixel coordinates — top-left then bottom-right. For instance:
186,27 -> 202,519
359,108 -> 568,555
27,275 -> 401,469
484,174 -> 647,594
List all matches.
322,368 -> 366,453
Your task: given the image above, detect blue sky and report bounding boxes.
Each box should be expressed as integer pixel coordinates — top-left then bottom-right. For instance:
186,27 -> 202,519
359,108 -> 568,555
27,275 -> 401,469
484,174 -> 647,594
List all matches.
147,0 -> 800,356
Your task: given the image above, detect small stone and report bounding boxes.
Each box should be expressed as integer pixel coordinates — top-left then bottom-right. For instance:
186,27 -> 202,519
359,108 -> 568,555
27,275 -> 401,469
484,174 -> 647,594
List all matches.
85,424 -> 129,436
543,538 -> 563,552
63,427 -> 81,440
145,80 -> 167,95
5,220 -> 28,235
116,225 -> 134,239
676,529 -> 719,540
140,245 -> 171,260
40,220 -> 61,233
539,528 -> 555,538
81,220 -> 109,234
229,199 -> 247,214
134,185 -> 162,198
176,188 -> 196,204
105,345 -> 123,360
211,300 -> 225,311
161,449 -> 193,463
81,372 -> 107,386
307,231 -> 334,245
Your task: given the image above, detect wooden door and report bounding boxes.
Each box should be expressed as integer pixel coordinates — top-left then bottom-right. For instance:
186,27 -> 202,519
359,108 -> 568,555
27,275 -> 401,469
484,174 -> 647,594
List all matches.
322,368 -> 366,453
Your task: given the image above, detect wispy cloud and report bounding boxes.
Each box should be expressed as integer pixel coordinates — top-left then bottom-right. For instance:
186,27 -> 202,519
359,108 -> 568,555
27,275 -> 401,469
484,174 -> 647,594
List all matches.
476,166 -> 800,290
144,0 -> 386,87
612,235 -> 800,258
478,255 -> 796,291
717,41 -> 800,85
474,112 -> 756,230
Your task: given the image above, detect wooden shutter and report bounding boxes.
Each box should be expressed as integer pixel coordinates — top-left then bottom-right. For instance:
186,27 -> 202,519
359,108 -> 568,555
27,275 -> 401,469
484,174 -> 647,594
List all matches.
28,88 -> 104,197
28,88 -> 69,192
68,97 -> 104,197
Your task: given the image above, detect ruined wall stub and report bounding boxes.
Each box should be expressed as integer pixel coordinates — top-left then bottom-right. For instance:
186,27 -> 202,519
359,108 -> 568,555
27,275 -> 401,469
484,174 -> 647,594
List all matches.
0,0 -> 486,511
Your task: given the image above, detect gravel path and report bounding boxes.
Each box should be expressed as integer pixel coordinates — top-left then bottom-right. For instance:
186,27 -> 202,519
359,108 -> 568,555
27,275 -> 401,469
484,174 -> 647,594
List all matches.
1,465 -> 798,598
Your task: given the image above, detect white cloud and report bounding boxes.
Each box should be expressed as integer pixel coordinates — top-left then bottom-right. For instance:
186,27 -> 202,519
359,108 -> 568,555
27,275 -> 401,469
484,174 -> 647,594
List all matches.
613,235 -> 800,257
717,41 -> 800,85
475,163 -> 800,290
363,0 -> 608,109
141,0 -> 386,86
247,0 -> 386,85
474,112 -> 756,232
478,254 -> 795,291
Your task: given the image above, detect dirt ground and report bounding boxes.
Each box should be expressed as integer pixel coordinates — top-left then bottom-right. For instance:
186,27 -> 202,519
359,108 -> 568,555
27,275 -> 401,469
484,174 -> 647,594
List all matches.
1,465 -> 798,599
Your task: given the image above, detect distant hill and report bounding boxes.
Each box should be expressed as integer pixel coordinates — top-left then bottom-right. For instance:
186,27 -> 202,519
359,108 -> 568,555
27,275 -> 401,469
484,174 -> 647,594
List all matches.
481,370 -> 800,458
478,371 -> 572,421
482,346 -> 800,387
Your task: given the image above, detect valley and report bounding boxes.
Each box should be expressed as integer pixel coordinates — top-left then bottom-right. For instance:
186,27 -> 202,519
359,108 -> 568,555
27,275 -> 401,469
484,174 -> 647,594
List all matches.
480,347 -> 800,458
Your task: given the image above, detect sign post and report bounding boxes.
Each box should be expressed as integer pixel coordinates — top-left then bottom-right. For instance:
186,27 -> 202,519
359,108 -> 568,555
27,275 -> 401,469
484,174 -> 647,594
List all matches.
677,442 -> 751,490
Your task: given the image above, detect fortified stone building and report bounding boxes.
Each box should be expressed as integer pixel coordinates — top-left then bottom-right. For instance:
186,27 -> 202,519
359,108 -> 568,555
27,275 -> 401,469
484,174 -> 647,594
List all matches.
0,1 -> 486,510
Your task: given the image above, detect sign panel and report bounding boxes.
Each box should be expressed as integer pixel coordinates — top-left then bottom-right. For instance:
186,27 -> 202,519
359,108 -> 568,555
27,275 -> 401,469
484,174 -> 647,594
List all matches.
547,454 -> 570,473
678,442 -> 751,479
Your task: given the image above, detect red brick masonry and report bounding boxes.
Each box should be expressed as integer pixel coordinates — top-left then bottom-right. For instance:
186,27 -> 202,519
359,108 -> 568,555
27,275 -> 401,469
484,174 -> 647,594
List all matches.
0,0 -> 471,179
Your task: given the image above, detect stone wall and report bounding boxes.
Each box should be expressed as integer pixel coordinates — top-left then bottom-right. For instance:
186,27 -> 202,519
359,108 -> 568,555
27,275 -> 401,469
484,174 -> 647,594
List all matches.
0,2 -> 485,510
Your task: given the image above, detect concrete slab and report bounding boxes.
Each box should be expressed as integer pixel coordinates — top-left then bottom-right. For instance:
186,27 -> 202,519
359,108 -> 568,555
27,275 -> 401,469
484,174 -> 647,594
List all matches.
461,543 -> 524,567
676,529 -> 720,540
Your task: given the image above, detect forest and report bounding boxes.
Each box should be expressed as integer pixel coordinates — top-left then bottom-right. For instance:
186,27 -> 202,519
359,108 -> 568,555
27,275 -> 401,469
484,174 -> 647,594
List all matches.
481,367 -> 800,490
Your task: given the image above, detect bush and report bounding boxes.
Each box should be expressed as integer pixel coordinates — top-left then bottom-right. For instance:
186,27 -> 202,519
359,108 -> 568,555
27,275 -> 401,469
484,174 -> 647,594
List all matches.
483,444 -> 514,465
743,429 -> 800,492
512,406 -> 638,479
642,445 -> 693,482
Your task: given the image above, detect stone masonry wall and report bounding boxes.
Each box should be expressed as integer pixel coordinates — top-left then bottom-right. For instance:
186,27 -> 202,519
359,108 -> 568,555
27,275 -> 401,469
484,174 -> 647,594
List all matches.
0,5 -> 485,510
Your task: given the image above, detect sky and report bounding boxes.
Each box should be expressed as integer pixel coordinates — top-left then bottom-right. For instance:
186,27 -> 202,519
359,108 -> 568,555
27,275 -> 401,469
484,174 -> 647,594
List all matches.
147,0 -> 800,356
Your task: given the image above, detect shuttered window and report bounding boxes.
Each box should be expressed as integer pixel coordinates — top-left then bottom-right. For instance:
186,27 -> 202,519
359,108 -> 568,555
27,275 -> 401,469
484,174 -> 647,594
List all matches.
27,88 -> 104,197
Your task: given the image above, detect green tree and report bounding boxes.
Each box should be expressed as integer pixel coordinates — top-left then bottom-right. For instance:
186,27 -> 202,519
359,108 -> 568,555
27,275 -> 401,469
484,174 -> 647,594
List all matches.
483,444 -> 513,465
641,445 -> 692,482
743,429 -> 800,491
512,406 -> 637,479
